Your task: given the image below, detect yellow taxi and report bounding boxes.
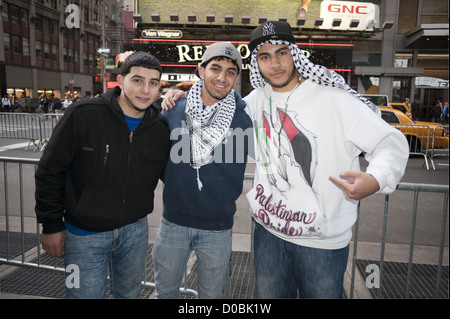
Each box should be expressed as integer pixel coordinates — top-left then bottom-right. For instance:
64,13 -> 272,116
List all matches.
389,102 -> 412,119
379,107 -> 449,152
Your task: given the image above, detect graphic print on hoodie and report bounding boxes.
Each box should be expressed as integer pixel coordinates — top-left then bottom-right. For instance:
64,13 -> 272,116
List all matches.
248,102 -> 327,239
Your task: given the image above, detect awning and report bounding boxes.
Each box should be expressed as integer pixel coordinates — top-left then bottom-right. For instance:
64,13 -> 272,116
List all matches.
404,23 -> 449,49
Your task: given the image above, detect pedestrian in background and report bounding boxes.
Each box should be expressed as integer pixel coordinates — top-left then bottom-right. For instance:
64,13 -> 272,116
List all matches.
2,94 -> 11,112
431,100 -> 442,122
442,101 -> 449,124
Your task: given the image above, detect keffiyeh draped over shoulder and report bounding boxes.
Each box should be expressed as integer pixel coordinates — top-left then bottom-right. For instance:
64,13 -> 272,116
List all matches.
249,39 -> 380,115
185,79 -> 236,190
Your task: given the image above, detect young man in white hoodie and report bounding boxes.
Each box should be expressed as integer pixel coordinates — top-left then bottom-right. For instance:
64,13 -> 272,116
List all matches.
245,21 -> 409,298
161,22 -> 409,298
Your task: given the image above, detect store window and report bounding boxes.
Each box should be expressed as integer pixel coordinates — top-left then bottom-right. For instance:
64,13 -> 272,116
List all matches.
20,8 -> 28,27
398,0 -> 418,34
3,33 -> 10,53
36,41 -> 42,58
22,38 -> 30,56
2,4 -> 8,22
52,45 -> 58,60
421,0 -> 448,23
392,77 -> 412,102
358,75 -> 380,94
12,35 -> 21,54
417,54 -> 449,80
10,5 -> 19,24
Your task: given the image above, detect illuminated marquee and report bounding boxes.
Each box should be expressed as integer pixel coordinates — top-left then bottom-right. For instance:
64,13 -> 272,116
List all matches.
128,40 -> 352,72
175,44 -> 311,69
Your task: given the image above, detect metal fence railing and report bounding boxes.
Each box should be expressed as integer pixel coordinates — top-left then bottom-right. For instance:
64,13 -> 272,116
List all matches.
1,157 -> 448,299
349,182 -> 448,299
0,156 -> 197,298
2,112 -> 448,171
0,113 -> 63,152
430,125 -> 449,170
389,123 -> 449,170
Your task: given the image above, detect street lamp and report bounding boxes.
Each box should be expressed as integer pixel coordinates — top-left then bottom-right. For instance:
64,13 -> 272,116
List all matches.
225,15 -> 233,24
206,14 -> 215,23
296,17 -> 306,26
151,13 -> 161,22
188,14 -> 196,23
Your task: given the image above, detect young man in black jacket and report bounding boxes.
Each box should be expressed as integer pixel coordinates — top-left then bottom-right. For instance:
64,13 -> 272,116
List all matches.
35,52 -> 171,298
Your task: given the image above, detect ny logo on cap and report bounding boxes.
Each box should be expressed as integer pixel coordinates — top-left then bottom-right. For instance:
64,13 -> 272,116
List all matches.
262,22 -> 276,36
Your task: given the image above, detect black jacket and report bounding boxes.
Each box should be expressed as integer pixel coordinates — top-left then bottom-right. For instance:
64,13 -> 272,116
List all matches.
35,87 -> 171,234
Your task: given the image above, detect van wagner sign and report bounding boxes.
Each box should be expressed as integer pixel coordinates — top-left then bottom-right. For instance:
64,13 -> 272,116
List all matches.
141,29 -> 183,39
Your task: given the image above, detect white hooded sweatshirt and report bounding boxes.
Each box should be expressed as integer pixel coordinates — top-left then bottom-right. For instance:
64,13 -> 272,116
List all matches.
244,79 -> 409,249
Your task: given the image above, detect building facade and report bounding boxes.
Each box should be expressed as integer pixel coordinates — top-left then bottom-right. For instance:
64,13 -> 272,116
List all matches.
0,0 -> 132,103
1,0 -> 447,119
131,0 -> 448,120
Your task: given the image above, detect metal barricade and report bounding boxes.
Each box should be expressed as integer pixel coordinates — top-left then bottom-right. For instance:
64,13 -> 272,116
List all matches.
348,182 -> 448,299
390,123 -> 449,170
0,156 -> 197,298
41,114 -> 63,151
0,113 -> 44,152
1,157 -> 448,299
0,113 -> 63,152
390,123 -> 433,169
430,125 -> 449,170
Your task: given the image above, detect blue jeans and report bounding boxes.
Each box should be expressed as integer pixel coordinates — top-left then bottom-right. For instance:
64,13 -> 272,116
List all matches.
253,222 -> 349,298
151,217 -> 232,299
64,217 -> 148,298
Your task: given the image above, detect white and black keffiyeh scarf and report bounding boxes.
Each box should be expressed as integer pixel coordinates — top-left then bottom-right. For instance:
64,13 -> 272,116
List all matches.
185,80 -> 236,189
249,39 -> 380,114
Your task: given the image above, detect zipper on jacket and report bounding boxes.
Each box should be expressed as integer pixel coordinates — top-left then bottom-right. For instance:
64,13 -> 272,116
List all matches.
103,144 -> 110,165
129,132 -> 134,144
122,132 -> 134,208
101,144 -> 110,178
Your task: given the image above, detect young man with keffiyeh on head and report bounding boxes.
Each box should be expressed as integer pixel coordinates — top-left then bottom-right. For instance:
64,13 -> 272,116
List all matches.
152,42 -> 252,298
244,21 -> 409,298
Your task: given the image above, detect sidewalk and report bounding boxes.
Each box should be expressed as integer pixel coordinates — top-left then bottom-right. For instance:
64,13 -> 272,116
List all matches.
1,157 -> 449,299
1,216 -> 448,299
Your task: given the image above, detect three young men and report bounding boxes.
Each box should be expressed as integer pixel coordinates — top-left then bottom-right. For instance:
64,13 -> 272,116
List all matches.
36,21 -> 409,299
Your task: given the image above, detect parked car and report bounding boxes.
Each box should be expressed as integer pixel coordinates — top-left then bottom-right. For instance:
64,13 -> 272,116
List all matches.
362,94 -> 389,107
380,107 -> 449,152
389,102 -> 412,119
362,94 -> 413,119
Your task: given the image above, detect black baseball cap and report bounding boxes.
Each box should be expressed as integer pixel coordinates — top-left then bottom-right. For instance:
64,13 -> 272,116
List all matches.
249,21 -> 296,52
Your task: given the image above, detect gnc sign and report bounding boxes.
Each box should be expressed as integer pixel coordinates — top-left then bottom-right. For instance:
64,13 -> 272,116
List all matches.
319,1 -> 379,31
328,3 -> 369,14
